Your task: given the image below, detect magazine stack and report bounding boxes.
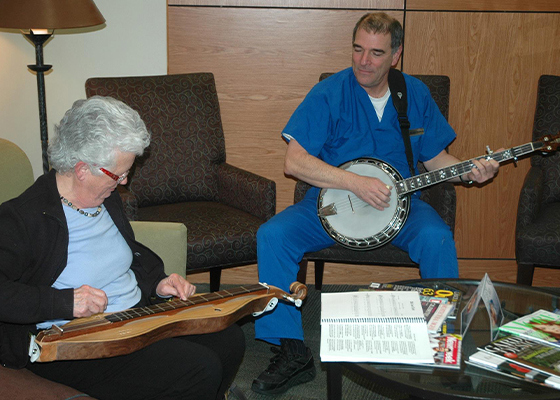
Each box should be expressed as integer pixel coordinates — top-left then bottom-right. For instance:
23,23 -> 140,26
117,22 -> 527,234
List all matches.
467,309 -> 560,390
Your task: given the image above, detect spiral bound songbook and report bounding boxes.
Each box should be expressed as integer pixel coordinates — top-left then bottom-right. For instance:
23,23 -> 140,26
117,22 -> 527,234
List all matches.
320,290 -> 434,363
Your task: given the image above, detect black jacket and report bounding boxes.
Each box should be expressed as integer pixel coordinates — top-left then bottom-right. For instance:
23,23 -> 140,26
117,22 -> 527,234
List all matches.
0,170 -> 167,368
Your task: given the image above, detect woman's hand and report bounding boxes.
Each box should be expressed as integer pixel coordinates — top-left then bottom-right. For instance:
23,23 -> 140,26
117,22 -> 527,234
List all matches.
156,273 -> 196,301
73,285 -> 108,318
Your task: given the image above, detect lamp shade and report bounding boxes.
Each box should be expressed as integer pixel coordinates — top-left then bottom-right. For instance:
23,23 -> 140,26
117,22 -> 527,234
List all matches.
0,0 -> 105,30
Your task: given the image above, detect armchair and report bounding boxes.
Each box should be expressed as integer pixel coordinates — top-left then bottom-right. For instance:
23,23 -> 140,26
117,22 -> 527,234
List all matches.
295,74 -> 456,289
0,138 -> 34,203
515,75 -> 560,285
0,139 -> 91,398
85,73 -> 276,291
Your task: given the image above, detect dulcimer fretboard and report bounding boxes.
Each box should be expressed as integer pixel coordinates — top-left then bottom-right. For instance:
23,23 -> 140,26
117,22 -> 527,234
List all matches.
60,283 -> 268,334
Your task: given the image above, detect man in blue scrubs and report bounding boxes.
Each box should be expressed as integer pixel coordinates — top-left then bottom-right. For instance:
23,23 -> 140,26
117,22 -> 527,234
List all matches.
252,12 -> 499,395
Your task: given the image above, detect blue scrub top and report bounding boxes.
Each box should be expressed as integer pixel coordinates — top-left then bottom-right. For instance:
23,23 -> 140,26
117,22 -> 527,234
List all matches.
282,68 -> 456,189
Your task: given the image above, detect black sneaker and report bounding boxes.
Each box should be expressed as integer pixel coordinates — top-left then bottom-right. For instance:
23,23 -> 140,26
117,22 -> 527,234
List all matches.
251,340 -> 316,395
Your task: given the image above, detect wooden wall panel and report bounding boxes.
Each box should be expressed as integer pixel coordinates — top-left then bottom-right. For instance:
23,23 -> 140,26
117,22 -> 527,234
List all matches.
407,0 -> 560,12
168,4 -> 560,268
169,0 -> 403,9
403,12 -> 560,258
168,7 -> 403,217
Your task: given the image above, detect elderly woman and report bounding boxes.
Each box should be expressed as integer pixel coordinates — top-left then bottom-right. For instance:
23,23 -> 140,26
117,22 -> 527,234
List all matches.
0,96 -> 245,400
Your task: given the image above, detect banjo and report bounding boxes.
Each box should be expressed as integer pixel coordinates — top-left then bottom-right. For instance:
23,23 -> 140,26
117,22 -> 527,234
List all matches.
317,132 -> 560,250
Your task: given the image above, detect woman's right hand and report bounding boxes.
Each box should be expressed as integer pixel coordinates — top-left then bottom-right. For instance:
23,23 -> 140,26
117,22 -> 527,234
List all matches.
73,285 -> 108,318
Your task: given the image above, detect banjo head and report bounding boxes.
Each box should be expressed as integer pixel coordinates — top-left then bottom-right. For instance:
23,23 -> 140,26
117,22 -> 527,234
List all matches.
318,158 -> 410,250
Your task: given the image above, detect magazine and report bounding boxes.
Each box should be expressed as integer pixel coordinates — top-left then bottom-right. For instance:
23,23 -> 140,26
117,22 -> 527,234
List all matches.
499,309 -> 560,348
477,334 -> 560,378
429,333 -> 462,369
427,304 -> 454,334
467,350 -> 560,390
422,300 -> 440,322
369,282 -> 462,319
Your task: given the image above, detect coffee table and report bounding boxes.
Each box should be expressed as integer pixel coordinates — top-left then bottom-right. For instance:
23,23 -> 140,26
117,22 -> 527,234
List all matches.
325,278 -> 560,400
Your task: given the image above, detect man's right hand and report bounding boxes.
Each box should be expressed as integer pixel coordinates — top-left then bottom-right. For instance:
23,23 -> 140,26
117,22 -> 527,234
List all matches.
284,139 -> 393,210
350,174 -> 392,211
73,285 -> 108,318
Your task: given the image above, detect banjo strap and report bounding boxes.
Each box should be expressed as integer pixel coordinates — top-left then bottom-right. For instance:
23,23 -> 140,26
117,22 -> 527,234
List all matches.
388,68 -> 415,178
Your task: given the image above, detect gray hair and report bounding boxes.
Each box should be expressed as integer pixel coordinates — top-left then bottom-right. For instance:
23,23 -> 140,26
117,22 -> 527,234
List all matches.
352,12 -> 404,54
48,96 -> 150,174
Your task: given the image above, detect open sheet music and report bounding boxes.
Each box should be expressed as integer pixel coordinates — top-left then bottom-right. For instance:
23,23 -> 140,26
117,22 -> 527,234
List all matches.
320,290 -> 434,363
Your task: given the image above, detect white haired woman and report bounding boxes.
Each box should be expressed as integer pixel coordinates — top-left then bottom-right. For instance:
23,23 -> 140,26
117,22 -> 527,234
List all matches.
0,96 -> 244,400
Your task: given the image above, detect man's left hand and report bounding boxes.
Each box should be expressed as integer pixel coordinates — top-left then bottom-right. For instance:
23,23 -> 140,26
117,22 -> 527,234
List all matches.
156,273 -> 196,300
467,149 -> 502,184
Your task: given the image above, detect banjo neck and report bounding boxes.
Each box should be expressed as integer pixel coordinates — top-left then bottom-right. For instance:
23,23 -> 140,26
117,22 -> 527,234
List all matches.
396,137 -> 556,197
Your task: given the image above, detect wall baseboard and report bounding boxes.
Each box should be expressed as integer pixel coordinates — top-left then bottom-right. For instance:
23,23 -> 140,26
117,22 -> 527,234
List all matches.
187,259 -> 560,288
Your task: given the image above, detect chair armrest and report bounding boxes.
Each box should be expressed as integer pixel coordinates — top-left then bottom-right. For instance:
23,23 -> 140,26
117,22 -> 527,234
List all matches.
130,221 -> 188,277
419,181 -> 456,233
118,186 -> 138,221
294,180 -> 311,204
516,166 -> 544,230
217,162 -> 276,221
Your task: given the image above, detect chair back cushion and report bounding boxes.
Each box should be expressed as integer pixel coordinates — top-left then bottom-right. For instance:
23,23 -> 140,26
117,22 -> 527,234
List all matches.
85,73 -> 226,207
130,221 -> 187,277
0,139 -> 34,204
531,75 -> 560,204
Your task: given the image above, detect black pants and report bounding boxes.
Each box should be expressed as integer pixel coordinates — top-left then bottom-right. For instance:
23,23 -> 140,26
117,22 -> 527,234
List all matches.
26,324 -> 245,400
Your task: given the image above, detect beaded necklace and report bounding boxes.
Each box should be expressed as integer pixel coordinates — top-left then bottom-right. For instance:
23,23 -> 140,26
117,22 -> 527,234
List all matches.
60,196 -> 102,218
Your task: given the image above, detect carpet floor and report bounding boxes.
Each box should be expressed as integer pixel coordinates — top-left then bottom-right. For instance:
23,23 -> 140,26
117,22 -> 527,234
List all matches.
196,283 -> 409,400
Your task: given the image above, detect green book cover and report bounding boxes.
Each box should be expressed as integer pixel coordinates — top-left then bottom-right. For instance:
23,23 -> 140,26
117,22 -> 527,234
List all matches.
499,309 -> 560,347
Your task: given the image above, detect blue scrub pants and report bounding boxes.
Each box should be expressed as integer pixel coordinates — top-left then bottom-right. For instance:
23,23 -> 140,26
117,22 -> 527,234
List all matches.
255,189 -> 458,344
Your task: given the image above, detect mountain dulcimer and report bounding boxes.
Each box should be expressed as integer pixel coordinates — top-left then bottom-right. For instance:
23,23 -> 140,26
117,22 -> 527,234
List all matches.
30,281 -> 307,362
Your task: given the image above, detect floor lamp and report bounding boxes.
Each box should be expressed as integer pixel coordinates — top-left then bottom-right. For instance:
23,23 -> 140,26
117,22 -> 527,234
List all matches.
0,0 -> 105,174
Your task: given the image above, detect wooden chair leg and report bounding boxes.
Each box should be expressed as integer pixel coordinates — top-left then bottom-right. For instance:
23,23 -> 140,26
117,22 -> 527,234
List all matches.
210,268 -> 222,292
315,261 -> 325,290
516,263 -> 535,286
297,259 -> 308,284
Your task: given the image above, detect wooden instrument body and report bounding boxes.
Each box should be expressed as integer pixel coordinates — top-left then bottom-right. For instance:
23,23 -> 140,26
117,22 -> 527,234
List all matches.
34,283 -> 306,362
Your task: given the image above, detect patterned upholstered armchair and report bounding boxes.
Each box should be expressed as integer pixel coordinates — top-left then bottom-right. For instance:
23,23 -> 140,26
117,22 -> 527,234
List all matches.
85,73 -> 276,291
515,75 -> 560,286
294,73 -> 456,289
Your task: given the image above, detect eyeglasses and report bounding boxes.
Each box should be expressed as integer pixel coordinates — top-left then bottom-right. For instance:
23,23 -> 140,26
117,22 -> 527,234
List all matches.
99,167 -> 129,183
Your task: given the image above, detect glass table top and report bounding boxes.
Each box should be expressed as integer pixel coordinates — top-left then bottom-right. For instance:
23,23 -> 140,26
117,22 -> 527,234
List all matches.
346,279 -> 560,400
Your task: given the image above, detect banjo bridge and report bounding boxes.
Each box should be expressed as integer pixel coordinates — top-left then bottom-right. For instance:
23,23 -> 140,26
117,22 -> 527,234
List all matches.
318,202 -> 337,217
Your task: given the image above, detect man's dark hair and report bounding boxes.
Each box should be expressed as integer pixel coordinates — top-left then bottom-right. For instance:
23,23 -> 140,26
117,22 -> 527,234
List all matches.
352,12 -> 404,53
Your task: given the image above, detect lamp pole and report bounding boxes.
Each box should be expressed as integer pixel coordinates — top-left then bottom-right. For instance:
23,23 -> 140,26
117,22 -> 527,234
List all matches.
0,0 -> 105,174
25,31 -> 53,175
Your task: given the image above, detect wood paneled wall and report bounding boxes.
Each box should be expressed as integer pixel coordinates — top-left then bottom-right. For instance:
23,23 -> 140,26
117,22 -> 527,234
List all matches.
168,1 -> 560,274
403,12 -> 560,258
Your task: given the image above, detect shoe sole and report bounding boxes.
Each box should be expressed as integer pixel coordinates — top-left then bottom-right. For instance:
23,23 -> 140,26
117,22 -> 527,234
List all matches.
251,366 -> 316,395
